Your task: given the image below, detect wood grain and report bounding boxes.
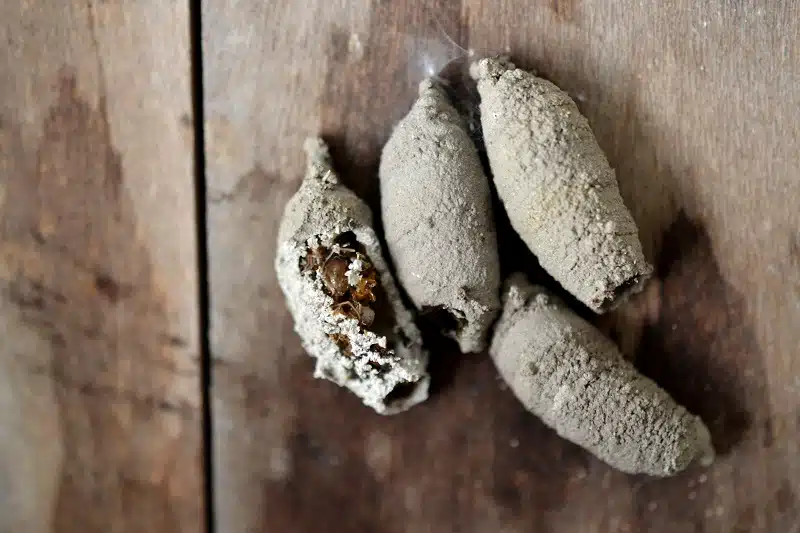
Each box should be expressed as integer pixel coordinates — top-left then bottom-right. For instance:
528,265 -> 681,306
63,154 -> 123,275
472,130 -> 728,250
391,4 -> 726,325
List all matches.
204,0 -> 800,531
0,2 -> 202,532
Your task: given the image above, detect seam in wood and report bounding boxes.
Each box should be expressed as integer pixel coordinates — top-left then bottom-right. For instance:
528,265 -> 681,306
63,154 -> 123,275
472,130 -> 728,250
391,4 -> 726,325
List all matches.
189,0 -> 215,532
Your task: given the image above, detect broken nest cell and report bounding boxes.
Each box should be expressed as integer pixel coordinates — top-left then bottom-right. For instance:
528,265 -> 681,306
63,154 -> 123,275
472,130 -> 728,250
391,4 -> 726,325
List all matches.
302,234 -> 378,328
275,137 -> 429,415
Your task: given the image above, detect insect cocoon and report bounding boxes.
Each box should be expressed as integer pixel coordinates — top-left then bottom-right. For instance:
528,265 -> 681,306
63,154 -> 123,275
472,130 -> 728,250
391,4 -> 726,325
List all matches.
471,57 -> 653,312
490,273 -> 715,476
380,79 -> 501,352
275,137 -> 429,414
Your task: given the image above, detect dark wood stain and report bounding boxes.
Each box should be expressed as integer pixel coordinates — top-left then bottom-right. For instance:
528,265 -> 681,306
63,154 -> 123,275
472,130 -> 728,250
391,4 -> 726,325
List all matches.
258,327 -> 591,532
208,164 -> 276,204
628,212 -> 770,532
762,418 -> 774,448
789,232 -> 800,270
0,69 -> 201,532
775,478 -> 797,514
256,356 -> 393,533
640,213 -> 764,452
549,0 -> 577,24
732,505 -> 756,533
160,334 -> 188,348
94,272 -> 134,303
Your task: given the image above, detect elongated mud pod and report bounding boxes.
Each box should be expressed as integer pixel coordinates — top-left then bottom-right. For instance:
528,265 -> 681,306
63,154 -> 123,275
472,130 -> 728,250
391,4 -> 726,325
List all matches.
490,273 -> 715,476
471,57 -> 653,312
275,138 -> 429,414
380,79 -> 501,353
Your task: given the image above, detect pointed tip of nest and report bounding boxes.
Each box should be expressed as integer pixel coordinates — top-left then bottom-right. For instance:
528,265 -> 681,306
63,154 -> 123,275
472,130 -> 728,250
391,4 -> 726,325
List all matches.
303,136 -> 338,184
303,136 -> 330,162
469,55 -> 515,82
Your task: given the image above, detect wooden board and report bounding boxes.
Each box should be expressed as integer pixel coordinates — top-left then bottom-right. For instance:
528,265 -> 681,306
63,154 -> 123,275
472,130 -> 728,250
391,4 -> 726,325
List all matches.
0,2 -> 202,532
204,0 -> 800,531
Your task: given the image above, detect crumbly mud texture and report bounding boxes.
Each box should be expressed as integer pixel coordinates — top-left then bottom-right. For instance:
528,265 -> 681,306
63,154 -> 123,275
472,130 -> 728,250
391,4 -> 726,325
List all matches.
490,273 -> 715,476
380,79 -> 501,353
275,137 -> 429,415
471,57 -> 653,312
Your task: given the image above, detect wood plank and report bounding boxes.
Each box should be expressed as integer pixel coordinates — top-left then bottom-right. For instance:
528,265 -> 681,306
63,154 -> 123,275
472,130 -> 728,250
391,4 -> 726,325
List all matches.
0,2 -> 202,532
204,0 -> 800,531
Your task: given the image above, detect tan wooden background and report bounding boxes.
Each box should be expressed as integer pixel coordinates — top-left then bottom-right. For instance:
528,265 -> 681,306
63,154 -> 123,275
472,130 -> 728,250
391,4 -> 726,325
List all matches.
1,0 -> 798,532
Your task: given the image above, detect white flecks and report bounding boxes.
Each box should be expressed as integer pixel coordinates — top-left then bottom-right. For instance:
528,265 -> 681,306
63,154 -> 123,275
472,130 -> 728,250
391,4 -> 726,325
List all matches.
346,257 -> 365,285
365,430 -> 393,479
688,490 -> 697,500
509,438 -> 520,448
266,446 -> 292,481
348,33 -> 364,61
698,473 -> 708,484
647,501 -> 658,512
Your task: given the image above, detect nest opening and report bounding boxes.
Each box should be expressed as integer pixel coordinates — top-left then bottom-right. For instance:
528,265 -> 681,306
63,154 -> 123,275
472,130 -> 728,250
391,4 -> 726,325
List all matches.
421,305 -> 468,337
598,275 -> 643,312
384,381 -> 420,405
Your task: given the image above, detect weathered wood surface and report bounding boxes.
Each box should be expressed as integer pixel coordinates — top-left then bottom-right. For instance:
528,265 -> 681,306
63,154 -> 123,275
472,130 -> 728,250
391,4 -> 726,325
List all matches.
0,2 -> 202,532
205,0 -> 799,532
